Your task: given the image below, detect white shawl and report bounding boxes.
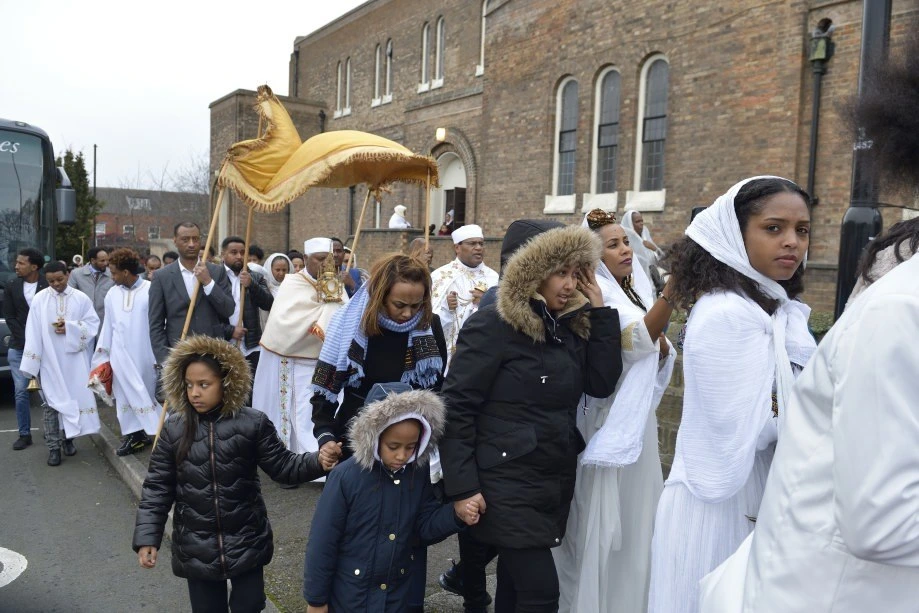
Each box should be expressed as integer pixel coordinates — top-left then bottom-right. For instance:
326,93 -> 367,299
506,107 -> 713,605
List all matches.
263,252 -> 292,297
579,230 -> 676,466
621,209 -> 664,272
676,176 -> 815,502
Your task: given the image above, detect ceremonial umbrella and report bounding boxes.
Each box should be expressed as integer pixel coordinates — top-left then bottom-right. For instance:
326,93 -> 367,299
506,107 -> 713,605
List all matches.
153,85 -> 439,444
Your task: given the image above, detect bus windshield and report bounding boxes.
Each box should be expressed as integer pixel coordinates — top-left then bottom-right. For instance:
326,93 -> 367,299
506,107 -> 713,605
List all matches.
0,129 -> 44,285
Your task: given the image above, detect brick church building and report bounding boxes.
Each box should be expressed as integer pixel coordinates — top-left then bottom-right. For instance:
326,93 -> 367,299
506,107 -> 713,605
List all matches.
210,0 -> 918,313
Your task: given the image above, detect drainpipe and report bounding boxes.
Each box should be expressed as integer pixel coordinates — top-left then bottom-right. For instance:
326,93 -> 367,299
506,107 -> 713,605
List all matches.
806,18 -> 834,206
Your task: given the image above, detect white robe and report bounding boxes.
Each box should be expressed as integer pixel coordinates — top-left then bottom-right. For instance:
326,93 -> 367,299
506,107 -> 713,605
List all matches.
92,279 -> 160,436
20,286 -> 100,438
388,213 -> 411,229
700,255 -> 919,613
430,258 -> 498,362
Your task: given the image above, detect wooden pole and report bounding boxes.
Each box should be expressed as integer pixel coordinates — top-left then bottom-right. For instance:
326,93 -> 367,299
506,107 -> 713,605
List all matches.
234,206 -> 255,347
346,188 -> 373,273
153,187 -> 227,448
424,170 -> 432,249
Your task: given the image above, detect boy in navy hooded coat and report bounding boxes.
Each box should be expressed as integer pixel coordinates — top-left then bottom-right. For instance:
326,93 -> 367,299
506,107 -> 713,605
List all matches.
303,387 -> 479,612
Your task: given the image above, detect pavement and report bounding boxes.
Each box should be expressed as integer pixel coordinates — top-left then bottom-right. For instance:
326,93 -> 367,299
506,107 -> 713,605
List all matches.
91,399 -> 495,612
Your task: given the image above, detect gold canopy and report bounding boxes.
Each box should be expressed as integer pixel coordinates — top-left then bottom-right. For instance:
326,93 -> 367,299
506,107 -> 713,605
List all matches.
217,85 -> 439,213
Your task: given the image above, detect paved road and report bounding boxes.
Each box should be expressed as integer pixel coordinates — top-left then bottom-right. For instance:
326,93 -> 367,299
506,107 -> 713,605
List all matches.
0,384 -> 188,612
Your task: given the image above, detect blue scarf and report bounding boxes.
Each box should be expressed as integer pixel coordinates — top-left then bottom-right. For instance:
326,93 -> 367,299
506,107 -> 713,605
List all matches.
311,285 -> 443,403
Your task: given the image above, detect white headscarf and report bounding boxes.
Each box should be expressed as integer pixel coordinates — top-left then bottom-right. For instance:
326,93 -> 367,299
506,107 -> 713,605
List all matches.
621,209 -> 663,272
677,176 -> 816,502
263,252 -> 292,296
578,215 -> 676,467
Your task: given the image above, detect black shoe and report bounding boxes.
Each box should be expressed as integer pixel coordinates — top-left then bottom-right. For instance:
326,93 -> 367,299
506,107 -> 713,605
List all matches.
62,439 -> 77,457
279,482 -> 300,490
117,435 -> 146,456
12,435 -> 33,450
47,449 -> 62,466
439,560 -> 463,596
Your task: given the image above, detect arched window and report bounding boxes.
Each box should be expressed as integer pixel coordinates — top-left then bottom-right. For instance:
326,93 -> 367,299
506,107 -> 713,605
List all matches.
334,61 -> 342,118
637,56 -> 669,192
420,23 -> 430,86
385,39 -> 393,100
476,1 -> 488,76
373,44 -> 382,102
344,57 -> 351,114
433,17 -> 445,86
554,78 -> 579,196
594,68 -> 621,194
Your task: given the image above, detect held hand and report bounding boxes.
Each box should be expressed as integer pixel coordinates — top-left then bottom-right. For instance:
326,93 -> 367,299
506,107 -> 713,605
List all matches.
320,441 -> 343,464
577,266 -> 604,308
193,261 -> 212,286
319,453 -> 338,472
53,324 -> 66,335
658,333 -> 670,360
307,606 -> 329,613
231,326 -> 246,341
447,291 -> 458,311
138,546 -> 158,568
238,269 -> 252,288
470,288 -> 484,306
339,270 -> 356,289
454,492 -> 486,525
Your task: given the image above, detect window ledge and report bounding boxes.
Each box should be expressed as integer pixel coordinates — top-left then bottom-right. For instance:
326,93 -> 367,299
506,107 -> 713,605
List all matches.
381,93 -> 393,104
333,109 -> 342,119
475,64 -> 484,77
417,82 -> 430,94
543,194 -> 577,215
625,189 -> 666,212
371,98 -> 381,108
581,192 -> 618,213
342,107 -> 352,117
431,77 -> 444,90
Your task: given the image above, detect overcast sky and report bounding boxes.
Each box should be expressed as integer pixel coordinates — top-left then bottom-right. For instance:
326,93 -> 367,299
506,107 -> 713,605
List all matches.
2,0 -> 366,189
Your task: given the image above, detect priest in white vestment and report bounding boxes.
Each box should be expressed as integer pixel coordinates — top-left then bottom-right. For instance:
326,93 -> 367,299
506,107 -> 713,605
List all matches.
20,261 -> 100,466
91,249 -> 160,456
430,224 -> 498,363
700,255 -> 919,613
252,238 -> 349,458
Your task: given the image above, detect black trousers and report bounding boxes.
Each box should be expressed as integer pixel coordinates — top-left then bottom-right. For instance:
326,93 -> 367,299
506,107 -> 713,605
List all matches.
186,565 -> 265,613
459,530 -> 498,606
494,547 -> 560,613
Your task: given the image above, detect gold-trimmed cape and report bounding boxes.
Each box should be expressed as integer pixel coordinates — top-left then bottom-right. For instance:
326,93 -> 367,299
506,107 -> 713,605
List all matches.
217,85 -> 439,213
259,272 -> 349,359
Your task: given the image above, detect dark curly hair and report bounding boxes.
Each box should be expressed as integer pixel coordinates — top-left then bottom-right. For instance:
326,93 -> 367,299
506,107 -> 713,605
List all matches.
663,178 -> 810,315
857,217 -> 919,283
109,248 -> 140,273
851,34 -> 919,192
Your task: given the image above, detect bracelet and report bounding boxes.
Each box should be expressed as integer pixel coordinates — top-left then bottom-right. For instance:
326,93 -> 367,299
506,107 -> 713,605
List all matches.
659,294 -> 677,309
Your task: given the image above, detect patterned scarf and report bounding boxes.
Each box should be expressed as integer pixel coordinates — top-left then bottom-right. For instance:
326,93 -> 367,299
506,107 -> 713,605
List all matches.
311,285 -> 443,403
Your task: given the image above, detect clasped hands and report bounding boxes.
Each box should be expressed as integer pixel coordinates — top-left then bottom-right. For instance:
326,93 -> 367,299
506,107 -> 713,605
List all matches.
454,492 -> 486,526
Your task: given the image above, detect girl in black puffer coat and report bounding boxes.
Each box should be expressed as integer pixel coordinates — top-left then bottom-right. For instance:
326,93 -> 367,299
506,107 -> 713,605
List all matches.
133,335 -> 330,613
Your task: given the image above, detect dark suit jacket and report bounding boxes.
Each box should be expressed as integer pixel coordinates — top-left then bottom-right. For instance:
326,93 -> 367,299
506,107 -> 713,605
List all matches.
147,261 -> 235,365
222,267 -> 274,349
3,276 -> 49,350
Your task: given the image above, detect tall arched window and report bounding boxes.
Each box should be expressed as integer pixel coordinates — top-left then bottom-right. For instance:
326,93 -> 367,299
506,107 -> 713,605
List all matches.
594,68 -> 621,194
384,39 -> 393,100
420,23 -> 430,86
554,78 -> 579,196
344,57 -> 351,114
476,1 -> 488,76
334,61 -> 342,118
433,17 -> 445,86
637,56 -> 669,192
373,44 -> 382,103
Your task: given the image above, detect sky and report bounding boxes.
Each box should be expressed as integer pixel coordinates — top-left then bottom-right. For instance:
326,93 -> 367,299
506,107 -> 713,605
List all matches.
1,0 -> 367,189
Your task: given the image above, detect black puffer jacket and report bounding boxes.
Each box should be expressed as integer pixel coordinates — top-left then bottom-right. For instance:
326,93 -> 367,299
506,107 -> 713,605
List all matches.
440,225 -> 623,549
132,335 -> 324,580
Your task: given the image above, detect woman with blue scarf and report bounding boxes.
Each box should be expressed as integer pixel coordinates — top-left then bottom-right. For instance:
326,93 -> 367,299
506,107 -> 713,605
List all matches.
309,253 -> 447,613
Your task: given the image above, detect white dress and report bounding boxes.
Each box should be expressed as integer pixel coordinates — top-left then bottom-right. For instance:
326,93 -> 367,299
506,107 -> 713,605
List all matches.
554,322 -> 669,613
700,256 -> 919,613
648,291 -> 812,613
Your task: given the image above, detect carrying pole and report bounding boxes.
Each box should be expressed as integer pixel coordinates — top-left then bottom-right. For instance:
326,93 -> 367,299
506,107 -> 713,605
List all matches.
424,170 -> 432,249
346,188 -> 373,273
235,207 -> 255,346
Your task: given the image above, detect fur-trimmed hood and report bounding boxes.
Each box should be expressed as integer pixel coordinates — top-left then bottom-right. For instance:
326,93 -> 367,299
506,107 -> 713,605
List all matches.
162,335 -> 253,418
347,389 -> 447,471
497,225 -> 602,343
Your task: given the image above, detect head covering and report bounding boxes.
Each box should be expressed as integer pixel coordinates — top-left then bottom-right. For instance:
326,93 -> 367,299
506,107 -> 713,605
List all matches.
452,224 -> 484,244
161,335 -> 252,418
497,219 -> 565,272
394,205 -> 407,217
675,176 -> 817,502
620,209 -> 660,272
346,387 -> 446,470
312,285 -> 443,403
263,252 -> 292,294
578,213 -> 676,467
303,237 -> 332,256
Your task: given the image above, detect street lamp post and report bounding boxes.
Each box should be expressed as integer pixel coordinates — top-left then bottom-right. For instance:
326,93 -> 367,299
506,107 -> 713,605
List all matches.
834,0 -> 891,318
